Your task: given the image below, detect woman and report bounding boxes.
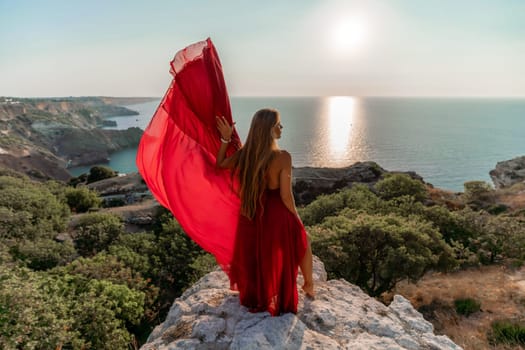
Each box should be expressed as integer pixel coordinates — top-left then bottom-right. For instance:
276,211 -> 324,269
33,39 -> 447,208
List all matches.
216,109 -> 314,316
137,38 -> 311,316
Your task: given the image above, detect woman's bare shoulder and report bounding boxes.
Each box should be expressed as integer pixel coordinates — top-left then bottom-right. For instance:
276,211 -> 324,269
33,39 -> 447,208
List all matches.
273,149 -> 291,159
273,150 -> 291,166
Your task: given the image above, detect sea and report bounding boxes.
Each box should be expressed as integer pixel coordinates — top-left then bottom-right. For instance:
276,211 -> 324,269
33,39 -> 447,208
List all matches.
68,97 -> 525,192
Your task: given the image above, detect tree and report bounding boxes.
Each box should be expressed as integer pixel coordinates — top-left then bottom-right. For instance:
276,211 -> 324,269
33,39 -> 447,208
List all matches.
72,212 -> 124,256
463,181 -> 494,209
87,165 -> 117,184
374,173 -> 428,202
312,212 -> 456,296
64,186 -> 102,213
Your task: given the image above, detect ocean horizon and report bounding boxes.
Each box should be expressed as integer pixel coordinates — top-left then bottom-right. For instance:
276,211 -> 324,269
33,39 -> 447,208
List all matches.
69,96 -> 525,192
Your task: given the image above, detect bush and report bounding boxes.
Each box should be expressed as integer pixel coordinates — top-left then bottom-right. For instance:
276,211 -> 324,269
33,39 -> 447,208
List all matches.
490,319 -> 525,346
421,205 -> 475,246
52,252 -> 158,344
463,181 -> 494,207
0,265 -> 83,349
189,253 -> 217,283
87,165 -> 117,184
312,212 -> 456,296
486,203 -> 508,215
454,298 -> 481,316
374,173 -> 428,202
0,175 -> 70,240
72,212 -> 124,256
64,186 -> 102,213
458,209 -> 525,264
68,173 -> 88,187
12,239 -> 77,270
299,190 -> 347,226
299,184 -> 381,226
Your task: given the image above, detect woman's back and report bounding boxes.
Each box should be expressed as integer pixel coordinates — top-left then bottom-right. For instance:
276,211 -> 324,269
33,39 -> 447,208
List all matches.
266,150 -> 285,190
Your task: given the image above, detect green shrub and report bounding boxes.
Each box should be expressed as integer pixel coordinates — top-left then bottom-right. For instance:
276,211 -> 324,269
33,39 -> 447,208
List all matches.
490,319 -> 525,346
454,298 -> 481,316
487,203 -> 508,215
68,173 -> 88,187
422,205 -> 475,246
0,175 -> 70,239
463,181 -> 494,207
189,253 -> 217,283
0,265 -> 84,349
299,184 -> 381,226
374,173 -> 428,202
12,239 -> 77,270
312,212 -> 456,296
87,165 -> 117,184
72,212 -> 124,256
64,186 -> 102,213
299,191 -> 347,226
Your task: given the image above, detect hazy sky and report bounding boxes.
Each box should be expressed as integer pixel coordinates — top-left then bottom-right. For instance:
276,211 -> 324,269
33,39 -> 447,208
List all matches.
1,0 -> 524,97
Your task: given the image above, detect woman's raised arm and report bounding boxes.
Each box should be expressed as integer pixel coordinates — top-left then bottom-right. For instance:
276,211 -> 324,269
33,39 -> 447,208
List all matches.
215,116 -> 235,168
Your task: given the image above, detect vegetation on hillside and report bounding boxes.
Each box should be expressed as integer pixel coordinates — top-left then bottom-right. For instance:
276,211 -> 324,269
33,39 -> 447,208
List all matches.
0,168 -> 524,349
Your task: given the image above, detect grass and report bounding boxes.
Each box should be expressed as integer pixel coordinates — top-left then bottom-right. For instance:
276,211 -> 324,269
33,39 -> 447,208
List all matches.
490,319 -> 525,346
391,263 -> 525,350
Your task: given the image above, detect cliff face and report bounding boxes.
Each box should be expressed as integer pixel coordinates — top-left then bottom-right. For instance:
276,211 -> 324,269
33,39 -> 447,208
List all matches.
0,97 -> 153,179
141,257 -> 462,350
490,155 -> 525,189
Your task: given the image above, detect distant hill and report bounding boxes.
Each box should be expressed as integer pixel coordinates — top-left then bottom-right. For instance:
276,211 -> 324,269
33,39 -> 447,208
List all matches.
0,96 -> 157,180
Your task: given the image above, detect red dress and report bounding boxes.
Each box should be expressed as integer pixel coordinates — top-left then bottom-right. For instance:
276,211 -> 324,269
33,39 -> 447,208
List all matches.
136,38 -> 307,316
231,189 -> 308,316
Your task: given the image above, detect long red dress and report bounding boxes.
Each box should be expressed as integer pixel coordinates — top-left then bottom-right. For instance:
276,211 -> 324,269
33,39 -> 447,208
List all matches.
136,38 -> 307,316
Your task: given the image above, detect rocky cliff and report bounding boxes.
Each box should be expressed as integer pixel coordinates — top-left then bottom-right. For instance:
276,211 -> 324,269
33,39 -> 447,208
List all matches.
0,97 -> 156,179
490,155 -> 525,189
141,257 -> 462,350
293,162 -> 425,205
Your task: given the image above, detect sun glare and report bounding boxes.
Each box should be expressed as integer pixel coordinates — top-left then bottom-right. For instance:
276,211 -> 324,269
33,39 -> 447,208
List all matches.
331,16 -> 367,54
327,96 -> 355,157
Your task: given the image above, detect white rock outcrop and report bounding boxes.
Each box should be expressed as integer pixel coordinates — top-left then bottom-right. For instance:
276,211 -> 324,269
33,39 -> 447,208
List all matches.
141,257 -> 462,350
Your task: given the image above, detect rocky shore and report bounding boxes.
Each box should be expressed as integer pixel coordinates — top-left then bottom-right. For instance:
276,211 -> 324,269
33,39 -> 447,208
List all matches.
0,97 -> 156,179
490,155 -> 525,189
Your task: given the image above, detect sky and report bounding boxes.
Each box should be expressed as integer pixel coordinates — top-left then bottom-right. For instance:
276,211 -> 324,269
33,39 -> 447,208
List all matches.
1,0 -> 524,97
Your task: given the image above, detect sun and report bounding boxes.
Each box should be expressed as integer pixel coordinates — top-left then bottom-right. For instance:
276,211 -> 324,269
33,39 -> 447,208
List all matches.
331,16 -> 367,54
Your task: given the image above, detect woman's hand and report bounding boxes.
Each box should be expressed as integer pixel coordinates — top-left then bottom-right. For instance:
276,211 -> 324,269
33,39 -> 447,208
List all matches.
216,116 -> 234,141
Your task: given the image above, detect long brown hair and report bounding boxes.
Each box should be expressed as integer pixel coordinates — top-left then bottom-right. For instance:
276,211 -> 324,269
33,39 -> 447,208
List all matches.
232,108 -> 279,219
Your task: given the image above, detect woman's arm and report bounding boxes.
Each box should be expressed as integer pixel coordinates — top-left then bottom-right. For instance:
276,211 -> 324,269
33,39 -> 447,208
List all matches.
279,151 -> 299,216
216,116 -> 234,168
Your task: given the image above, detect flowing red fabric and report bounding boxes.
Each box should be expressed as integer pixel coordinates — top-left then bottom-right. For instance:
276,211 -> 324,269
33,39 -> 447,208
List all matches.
136,38 -> 241,271
137,38 -> 307,315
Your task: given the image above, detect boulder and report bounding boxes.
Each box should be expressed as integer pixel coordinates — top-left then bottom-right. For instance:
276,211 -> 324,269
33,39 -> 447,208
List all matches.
489,155 -> 525,189
141,257 -> 461,350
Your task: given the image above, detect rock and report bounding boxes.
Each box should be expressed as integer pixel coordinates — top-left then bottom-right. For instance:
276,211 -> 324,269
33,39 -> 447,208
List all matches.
87,172 -> 148,196
489,155 -> 525,189
55,127 -> 143,167
140,257 -> 462,350
293,162 -> 425,205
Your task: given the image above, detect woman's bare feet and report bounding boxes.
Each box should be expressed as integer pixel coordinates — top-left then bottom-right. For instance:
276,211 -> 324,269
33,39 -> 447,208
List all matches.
302,282 -> 315,298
